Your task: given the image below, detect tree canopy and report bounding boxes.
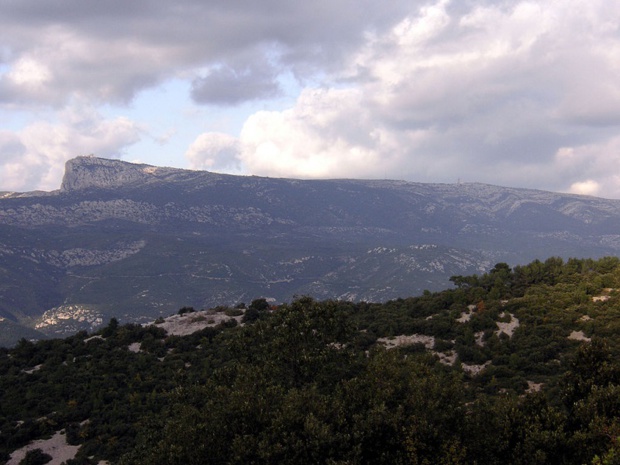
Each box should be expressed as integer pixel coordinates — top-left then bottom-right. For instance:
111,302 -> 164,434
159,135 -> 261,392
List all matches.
2,257 -> 620,464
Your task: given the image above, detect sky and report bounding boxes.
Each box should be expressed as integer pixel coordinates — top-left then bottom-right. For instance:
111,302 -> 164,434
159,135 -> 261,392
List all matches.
1,1 -> 620,198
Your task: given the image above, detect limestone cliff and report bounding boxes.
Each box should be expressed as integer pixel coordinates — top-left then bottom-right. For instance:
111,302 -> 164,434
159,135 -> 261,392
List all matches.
60,156 -> 184,191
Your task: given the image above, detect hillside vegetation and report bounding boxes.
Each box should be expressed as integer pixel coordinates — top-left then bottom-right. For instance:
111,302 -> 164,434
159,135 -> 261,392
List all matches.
3,257 -> 620,464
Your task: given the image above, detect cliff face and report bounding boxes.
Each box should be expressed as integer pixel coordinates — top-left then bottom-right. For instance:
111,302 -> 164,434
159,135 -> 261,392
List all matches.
1,155 -> 620,345
60,156 -> 174,191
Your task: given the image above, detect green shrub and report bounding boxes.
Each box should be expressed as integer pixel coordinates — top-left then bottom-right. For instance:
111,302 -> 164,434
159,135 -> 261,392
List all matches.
19,448 -> 52,465
224,308 -> 243,317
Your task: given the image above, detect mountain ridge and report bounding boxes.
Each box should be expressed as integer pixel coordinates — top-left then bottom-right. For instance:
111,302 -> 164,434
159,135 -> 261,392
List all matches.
1,155 -> 620,345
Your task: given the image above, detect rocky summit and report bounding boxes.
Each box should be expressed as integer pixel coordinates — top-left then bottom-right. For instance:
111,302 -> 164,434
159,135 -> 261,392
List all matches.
1,155 -> 620,345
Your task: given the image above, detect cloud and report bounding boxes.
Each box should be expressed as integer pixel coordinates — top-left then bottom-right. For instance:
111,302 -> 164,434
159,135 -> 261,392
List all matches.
236,87 -> 398,179
0,131 -> 26,162
191,60 -> 281,106
569,180 -> 600,197
179,0 -> 620,198
556,137 -> 620,199
0,26 -> 173,105
3,0 -> 620,198
0,0 -> 410,106
0,104 -> 142,191
186,132 -> 241,172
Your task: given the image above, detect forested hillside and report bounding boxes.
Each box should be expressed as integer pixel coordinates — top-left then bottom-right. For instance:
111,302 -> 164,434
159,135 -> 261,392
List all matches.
3,257 -> 620,464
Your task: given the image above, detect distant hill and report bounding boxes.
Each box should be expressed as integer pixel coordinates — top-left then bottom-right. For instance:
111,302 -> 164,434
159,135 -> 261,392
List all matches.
1,155 -> 620,344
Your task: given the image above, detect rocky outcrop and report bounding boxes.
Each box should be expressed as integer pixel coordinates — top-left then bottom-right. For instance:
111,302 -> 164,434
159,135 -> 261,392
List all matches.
60,156 -> 185,191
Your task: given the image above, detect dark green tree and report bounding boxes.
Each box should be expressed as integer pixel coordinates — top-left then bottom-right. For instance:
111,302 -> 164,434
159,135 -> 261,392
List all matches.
19,448 -> 52,465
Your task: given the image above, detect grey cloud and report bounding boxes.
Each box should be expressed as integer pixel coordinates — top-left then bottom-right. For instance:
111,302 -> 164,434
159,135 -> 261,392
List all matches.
0,0 -> 412,106
191,61 -> 281,105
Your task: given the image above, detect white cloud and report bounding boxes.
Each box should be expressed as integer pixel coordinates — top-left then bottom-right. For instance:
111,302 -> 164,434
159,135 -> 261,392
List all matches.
182,0 -> 620,197
555,136 -> 620,199
237,87 -> 396,179
0,104 -> 142,191
7,57 -> 51,87
569,180 -> 600,197
186,132 -> 241,172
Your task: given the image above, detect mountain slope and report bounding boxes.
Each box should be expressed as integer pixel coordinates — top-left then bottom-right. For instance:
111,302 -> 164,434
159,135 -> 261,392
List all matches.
1,155 -> 620,344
